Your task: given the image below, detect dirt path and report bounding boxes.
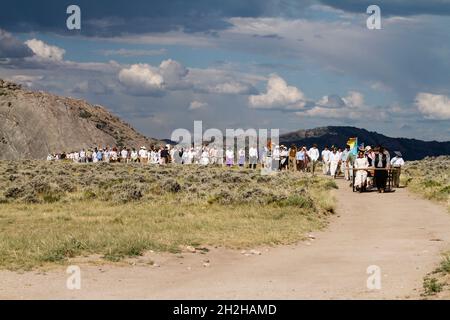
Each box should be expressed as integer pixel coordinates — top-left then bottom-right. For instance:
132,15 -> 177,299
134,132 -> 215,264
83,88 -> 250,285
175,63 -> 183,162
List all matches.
1,178 -> 450,299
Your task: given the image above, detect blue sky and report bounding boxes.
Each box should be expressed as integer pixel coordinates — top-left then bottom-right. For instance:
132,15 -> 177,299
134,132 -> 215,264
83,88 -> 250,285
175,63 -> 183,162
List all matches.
0,0 -> 449,141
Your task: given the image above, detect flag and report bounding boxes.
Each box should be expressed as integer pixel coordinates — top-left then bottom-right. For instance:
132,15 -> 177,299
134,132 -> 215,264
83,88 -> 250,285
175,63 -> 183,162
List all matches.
346,137 -> 358,155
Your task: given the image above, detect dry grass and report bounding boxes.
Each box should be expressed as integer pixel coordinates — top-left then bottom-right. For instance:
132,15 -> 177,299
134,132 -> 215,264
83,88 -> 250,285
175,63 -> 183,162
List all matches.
402,156 -> 450,211
0,161 -> 336,270
422,253 -> 450,298
404,157 -> 450,297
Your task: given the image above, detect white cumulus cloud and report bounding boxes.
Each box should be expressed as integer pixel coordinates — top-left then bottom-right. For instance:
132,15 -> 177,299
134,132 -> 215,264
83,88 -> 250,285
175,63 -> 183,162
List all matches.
25,39 -> 65,61
248,74 -> 305,109
118,63 -> 164,95
415,92 -> 450,120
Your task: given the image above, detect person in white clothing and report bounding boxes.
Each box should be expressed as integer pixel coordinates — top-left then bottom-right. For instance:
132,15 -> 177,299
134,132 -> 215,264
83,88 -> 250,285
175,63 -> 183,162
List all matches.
139,147 -> 147,164
110,148 -> 118,162
200,149 -> 210,165
209,146 -> 217,165
354,151 -> 369,191
248,145 -> 258,169
79,149 -> 86,163
272,145 -> 280,171
390,151 -> 405,188
308,144 -> 320,175
329,148 -> 340,178
225,148 -> 234,167
169,147 -> 176,164
321,146 -> 331,175
340,145 -> 351,181
130,148 -> 138,162
187,148 -> 194,164
103,149 -> 110,163
120,148 -> 128,163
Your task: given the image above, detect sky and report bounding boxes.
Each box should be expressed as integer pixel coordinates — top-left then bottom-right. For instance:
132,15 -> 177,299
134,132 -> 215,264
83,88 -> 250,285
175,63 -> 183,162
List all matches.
0,0 -> 449,141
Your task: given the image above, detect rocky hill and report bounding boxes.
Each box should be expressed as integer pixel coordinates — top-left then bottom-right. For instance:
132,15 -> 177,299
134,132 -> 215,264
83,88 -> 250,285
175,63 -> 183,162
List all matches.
0,79 -> 161,159
280,126 -> 450,160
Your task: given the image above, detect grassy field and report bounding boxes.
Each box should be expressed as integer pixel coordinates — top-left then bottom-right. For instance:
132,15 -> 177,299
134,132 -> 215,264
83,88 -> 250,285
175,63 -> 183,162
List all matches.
402,156 -> 450,297
423,253 -> 450,298
0,161 -> 336,270
402,156 -> 450,211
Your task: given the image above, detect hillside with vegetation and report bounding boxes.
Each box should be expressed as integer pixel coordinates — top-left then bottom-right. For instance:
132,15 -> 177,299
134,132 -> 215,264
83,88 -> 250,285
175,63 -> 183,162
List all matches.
0,79 -> 161,160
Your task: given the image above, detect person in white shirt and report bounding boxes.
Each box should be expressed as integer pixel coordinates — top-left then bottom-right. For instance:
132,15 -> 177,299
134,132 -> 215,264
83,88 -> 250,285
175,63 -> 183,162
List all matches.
321,146 -> 331,175
216,147 -> 224,166
187,148 -> 194,164
390,151 -> 405,188
130,148 -> 138,162
209,146 -> 217,165
110,148 -> 118,163
329,148 -> 341,178
340,145 -> 351,181
103,149 -> 110,163
225,148 -> 234,167
308,144 -> 320,175
272,145 -> 281,171
46,154 -> 54,161
354,151 -> 369,191
280,146 -> 289,171
200,148 -> 210,165
139,147 -> 148,164
237,148 -> 246,167
79,149 -> 86,163
92,150 -> 98,163
248,145 -> 258,169
121,148 -> 128,163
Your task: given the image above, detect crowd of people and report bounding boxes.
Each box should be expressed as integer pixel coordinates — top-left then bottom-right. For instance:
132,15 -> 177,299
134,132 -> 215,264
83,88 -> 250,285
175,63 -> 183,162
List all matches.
47,142 -> 405,193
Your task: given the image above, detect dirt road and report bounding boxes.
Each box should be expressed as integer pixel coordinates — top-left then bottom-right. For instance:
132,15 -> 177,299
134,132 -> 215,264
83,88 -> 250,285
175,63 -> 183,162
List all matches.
1,178 -> 449,299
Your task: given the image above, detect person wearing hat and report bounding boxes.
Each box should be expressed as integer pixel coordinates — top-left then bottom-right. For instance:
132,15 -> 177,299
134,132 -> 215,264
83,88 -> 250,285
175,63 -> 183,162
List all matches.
308,144 -> 320,175
373,145 -> 390,193
390,151 -> 405,188
279,145 -> 288,170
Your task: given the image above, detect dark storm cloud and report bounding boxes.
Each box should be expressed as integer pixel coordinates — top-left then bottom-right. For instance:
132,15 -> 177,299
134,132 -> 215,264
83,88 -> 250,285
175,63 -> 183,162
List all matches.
0,30 -> 33,58
0,0 -> 312,36
319,0 -> 450,16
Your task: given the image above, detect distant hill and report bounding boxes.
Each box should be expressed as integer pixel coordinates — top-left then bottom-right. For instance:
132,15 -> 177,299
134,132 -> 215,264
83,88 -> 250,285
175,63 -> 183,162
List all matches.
280,126 -> 450,160
0,79 -> 162,160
